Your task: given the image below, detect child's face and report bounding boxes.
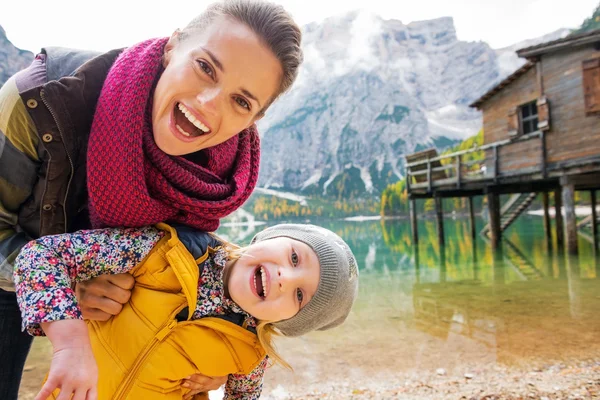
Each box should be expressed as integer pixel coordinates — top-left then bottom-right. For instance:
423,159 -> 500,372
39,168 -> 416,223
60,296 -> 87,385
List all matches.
152,16 -> 282,156
225,237 -> 320,323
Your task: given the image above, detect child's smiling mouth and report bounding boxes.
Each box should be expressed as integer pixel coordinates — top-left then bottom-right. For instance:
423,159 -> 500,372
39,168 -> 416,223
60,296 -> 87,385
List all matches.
252,265 -> 269,299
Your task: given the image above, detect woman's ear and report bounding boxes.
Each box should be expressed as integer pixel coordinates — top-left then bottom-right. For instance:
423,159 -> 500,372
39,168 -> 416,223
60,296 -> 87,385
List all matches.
163,29 -> 181,67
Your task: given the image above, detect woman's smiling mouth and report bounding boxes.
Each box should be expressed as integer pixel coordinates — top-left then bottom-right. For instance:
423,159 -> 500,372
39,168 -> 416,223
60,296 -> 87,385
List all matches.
173,102 -> 212,138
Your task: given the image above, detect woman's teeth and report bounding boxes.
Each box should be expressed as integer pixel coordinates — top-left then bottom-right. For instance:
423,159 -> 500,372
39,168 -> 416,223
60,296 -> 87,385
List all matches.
177,103 -> 210,134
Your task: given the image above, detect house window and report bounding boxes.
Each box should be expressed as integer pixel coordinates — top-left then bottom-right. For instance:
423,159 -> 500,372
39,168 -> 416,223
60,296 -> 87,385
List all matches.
583,58 -> 600,115
519,101 -> 538,134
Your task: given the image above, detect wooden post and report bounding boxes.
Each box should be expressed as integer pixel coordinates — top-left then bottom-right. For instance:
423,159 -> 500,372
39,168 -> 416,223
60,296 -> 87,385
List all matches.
492,244 -> 505,286
542,192 -> 552,251
410,198 -> 419,246
435,196 -> 445,247
439,246 -> 447,283
591,190 -> 598,253
456,154 -> 461,189
487,192 -> 501,250
468,196 -> 476,243
493,146 -> 499,184
541,131 -> 548,178
562,183 -> 578,255
413,242 -> 420,285
427,160 -> 432,193
554,187 -> 564,252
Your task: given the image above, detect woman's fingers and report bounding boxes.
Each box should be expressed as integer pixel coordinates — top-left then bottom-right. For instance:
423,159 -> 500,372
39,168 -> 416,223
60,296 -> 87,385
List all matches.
183,373 -> 227,391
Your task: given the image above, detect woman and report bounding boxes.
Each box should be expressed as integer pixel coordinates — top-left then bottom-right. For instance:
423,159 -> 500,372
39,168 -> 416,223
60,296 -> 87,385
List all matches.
0,1 -> 303,398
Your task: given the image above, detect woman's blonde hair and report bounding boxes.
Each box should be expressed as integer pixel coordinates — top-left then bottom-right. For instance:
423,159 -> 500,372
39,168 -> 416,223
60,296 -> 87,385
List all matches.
179,0 -> 303,115
212,234 -> 292,369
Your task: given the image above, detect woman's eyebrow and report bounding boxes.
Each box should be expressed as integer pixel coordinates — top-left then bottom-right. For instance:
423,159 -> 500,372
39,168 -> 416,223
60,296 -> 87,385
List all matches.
201,47 -> 224,73
201,47 -> 261,108
241,89 -> 261,107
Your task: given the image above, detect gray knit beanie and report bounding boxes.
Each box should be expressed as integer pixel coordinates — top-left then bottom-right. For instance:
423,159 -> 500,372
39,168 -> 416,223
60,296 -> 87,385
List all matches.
251,224 -> 359,337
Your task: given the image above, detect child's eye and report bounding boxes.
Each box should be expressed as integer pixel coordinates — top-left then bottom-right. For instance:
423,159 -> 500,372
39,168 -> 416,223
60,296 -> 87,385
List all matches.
196,60 -> 215,79
296,288 -> 304,304
291,250 -> 299,266
235,97 -> 250,110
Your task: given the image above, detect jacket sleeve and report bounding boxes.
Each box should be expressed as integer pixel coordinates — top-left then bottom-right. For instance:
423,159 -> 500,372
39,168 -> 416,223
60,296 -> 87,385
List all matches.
13,226 -> 164,336
0,74 -> 41,289
224,357 -> 268,400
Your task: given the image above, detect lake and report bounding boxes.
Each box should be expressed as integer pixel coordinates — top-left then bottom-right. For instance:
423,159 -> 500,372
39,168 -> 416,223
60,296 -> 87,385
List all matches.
215,214 -> 600,399
20,214 -> 600,399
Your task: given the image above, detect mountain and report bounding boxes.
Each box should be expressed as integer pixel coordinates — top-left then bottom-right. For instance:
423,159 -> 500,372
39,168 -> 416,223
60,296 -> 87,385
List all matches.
257,12 -> 570,197
0,26 -> 33,86
0,18 -> 570,200
494,28 -> 570,77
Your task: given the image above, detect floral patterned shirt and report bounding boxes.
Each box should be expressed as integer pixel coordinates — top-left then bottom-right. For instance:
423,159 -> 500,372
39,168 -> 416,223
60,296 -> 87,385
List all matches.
13,226 -> 267,400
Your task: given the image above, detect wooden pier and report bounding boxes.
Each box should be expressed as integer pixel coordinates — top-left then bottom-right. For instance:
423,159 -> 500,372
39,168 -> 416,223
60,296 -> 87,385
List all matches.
405,29 -> 600,256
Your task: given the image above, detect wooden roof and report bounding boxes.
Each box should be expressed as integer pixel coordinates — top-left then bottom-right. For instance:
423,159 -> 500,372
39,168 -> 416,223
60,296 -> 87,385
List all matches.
517,28 -> 600,58
469,62 -> 535,109
470,28 -> 600,109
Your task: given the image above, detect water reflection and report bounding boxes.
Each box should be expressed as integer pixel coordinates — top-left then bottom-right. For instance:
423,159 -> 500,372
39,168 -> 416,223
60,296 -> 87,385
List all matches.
219,216 -> 600,391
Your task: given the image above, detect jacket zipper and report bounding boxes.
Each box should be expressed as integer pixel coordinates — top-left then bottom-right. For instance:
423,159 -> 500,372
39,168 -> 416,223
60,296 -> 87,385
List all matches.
40,89 -> 74,231
114,317 -> 179,399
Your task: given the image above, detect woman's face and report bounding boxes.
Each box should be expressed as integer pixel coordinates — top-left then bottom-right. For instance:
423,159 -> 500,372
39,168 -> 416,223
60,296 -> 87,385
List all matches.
152,16 -> 282,156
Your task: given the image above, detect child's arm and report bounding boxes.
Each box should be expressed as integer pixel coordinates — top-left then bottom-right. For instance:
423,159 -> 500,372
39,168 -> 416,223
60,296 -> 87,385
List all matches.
14,226 -> 163,336
223,357 -> 268,400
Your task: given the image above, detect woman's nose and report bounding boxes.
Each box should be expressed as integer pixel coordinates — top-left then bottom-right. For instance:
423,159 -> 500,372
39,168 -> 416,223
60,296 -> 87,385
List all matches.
196,87 -> 221,115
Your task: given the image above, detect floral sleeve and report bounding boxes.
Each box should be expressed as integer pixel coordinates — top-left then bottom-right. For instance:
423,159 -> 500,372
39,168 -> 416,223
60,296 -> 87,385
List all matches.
13,226 -> 164,336
224,356 -> 268,400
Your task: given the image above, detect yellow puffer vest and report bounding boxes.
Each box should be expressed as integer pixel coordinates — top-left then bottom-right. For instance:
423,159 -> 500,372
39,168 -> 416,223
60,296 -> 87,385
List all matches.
48,223 -> 266,400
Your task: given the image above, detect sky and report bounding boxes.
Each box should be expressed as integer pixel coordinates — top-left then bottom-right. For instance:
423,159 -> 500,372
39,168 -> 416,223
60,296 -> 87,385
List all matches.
1,0 -> 598,53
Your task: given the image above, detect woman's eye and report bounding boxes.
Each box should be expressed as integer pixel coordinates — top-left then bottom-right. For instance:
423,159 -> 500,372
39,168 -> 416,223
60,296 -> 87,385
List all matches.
235,97 -> 250,110
196,60 -> 214,79
291,250 -> 299,266
296,288 -> 304,304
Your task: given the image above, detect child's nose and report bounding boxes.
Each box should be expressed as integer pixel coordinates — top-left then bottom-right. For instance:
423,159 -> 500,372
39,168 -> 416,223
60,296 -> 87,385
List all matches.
277,267 -> 298,293
277,267 -> 291,293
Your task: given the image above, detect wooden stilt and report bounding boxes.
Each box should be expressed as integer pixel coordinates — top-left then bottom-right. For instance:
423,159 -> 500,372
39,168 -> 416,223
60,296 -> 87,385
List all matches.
409,198 -> 419,246
542,192 -> 552,250
562,183 -> 578,255
435,196 -> 445,247
487,192 -> 501,250
413,243 -> 420,284
468,196 -> 476,243
591,190 -> 598,253
492,244 -> 505,285
554,188 -> 564,252
439,245 -> 447,283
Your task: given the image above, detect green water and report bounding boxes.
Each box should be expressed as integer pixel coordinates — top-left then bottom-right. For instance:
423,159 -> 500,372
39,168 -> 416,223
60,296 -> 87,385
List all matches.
217,215 -> 600,383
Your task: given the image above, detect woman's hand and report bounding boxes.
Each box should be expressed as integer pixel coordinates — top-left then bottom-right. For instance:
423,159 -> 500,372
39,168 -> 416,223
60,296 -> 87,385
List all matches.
182,373 -> 228,400
37,320 -> 98,400
75,273 -> 135,321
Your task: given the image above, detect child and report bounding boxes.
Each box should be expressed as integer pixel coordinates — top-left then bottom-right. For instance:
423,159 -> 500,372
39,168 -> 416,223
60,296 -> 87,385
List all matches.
14,223 -> 359,400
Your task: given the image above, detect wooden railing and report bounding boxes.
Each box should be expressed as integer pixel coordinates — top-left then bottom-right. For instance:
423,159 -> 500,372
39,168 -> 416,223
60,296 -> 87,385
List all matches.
405,131 -> 545,193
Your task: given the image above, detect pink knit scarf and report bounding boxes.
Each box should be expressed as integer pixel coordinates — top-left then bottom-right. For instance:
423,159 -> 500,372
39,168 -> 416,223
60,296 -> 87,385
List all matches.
87,38 -> 260,231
